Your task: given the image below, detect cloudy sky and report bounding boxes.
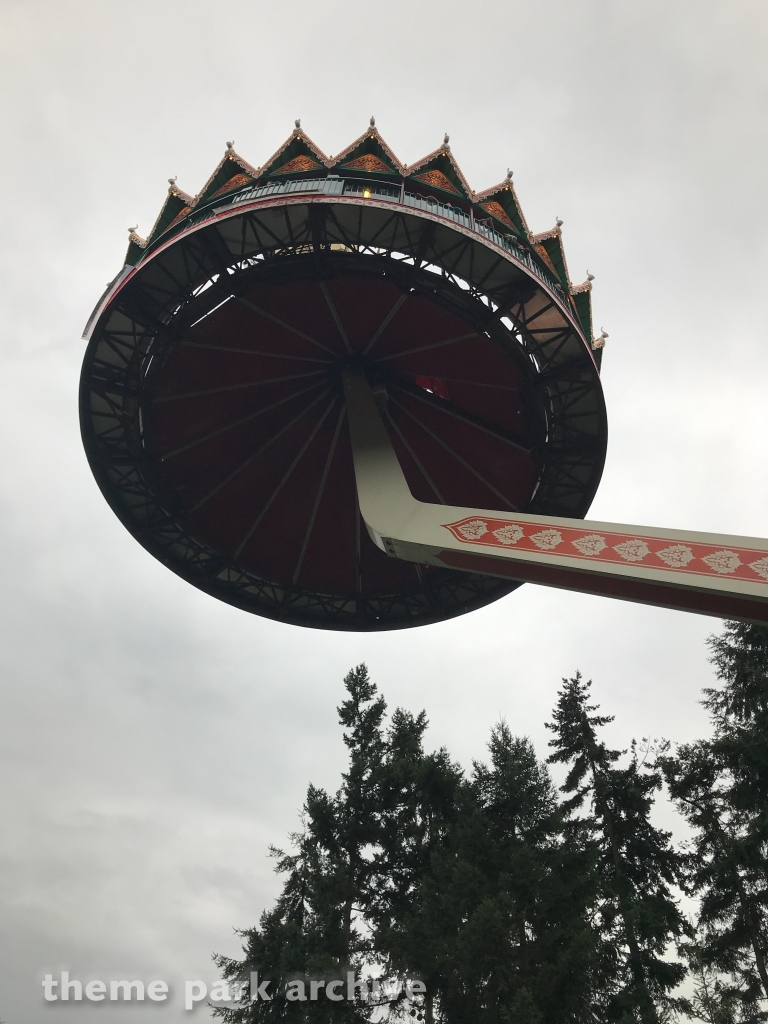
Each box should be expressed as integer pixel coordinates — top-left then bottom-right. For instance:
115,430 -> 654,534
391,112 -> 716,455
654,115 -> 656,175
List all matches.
0,1 -> 766,1019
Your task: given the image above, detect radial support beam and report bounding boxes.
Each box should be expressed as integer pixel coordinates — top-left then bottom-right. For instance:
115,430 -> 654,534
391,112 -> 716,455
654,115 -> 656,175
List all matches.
343,370 -> 768,625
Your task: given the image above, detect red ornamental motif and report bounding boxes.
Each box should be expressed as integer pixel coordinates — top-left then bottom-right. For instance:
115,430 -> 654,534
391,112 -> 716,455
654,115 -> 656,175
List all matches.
480,201 -> 514,229
442,516 -> 768,585
413,169 -> 461,195
533,244 -> 558,275
167,205 -> 191,229
210,173 -> 253,199
342,154 -> 393,173
273,154 -> 321,174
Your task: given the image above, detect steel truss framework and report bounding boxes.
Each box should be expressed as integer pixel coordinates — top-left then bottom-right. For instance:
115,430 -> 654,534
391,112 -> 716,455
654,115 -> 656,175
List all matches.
80,189 -> 607,629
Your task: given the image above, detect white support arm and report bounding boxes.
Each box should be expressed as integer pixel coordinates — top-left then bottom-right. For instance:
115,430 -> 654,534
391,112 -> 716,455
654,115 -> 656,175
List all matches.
343,370 -> 768,625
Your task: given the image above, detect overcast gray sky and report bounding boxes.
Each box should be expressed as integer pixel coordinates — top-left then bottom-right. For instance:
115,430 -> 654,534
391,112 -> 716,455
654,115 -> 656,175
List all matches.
0,1 -> 766,1019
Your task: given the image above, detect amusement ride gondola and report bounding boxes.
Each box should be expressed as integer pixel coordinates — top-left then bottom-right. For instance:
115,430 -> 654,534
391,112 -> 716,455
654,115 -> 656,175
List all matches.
80,120 -> 768,630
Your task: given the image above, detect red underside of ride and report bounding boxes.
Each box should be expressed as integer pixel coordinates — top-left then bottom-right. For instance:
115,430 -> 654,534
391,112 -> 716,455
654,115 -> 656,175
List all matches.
147,273 -> 537,600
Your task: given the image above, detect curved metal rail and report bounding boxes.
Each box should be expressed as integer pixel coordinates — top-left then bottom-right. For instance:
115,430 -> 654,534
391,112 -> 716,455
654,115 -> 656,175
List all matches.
132,174 -> 571,308
79,187 -> 607,630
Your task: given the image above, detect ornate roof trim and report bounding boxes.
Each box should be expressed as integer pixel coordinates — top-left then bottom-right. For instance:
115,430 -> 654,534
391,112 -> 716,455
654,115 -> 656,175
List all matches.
414,169 -> 461,195
531,227 -> 559,243
121,132 -> 598,353
571,282 -> 594,346
404,143 -> 473,199
342,154 -> 394,174
531,225 -> 573,292
475,180 -> 532,239
195,148 -> 260,206
478,200 -> 514,230
533,243 -> 558,276
125,229 -> 148,265
166,204 -> 192,230
209,172 -> 253,198
474,181 -> 504,201
143,188 -> 195,248
272,154 -> 323,175
168,184 -> 194,205
194,151 -> 257,207
330,124 -> 404,174
259,125 -> 330,179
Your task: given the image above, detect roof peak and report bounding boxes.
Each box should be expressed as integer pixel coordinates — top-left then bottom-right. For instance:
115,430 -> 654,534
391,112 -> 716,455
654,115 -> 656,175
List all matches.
132,128 -> 587,285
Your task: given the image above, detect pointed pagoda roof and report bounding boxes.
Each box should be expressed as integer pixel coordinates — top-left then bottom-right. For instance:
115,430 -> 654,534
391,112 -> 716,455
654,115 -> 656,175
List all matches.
127,182 -> 195,256
531,222 -> 572,292
126,228 -> 149,266
259,120 -> 329,178
194,143 -> 259,206
329,117 -> 402,176
132,145 -> 259,258
474,173 -> 531,239
570,275 -> 595,349
140,182 -> 195,249
404,135 -> 473,200
530,225 -> 600,347
120,124 -> 601,357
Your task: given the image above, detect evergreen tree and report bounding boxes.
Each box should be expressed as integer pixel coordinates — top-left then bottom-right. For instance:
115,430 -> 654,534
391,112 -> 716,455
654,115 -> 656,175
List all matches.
369,705 -> 466,1024
663,623 -> 768,1020
685,940 -> 745,1024
216,664 -> 696,1024
375,723 -> 604,1024
214,664 -> 388,1022
327,662 -> 389,963
470,725 -> 605,1024
547,673 -> 687,1024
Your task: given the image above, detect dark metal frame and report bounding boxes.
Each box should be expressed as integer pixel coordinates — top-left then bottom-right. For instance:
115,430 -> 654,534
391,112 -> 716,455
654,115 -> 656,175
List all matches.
80,185 -> 607,630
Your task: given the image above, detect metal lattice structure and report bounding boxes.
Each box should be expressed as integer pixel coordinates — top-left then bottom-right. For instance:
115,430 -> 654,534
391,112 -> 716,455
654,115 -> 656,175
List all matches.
81,123 -> 607,630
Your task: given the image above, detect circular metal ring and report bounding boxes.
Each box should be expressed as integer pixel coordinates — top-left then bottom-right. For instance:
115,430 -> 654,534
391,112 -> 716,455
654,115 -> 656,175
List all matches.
80,189 -> 606,630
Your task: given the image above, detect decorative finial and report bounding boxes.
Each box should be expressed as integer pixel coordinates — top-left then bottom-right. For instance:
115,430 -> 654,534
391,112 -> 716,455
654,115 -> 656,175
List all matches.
586,270 -> 595,281
128,225 -> 138,234
556,217 -> 563,229
168,176 -> 177,187
226,140 -> 234,151
443,133 -> 450,147
591,328 -> 608,351
506,168 -> 513,181
294,119 -> 301,131
370,116 -> 376,128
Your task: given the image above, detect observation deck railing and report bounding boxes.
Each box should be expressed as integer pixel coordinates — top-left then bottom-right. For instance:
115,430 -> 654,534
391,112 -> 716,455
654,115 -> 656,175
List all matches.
143,175 -> 568,304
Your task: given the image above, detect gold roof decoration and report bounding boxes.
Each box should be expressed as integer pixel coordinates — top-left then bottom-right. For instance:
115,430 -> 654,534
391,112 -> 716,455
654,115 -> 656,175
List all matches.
129,143 -> 260,261
404,134 -> 473,199
258,120 -> 330,179
478,201 -> 515,229
166,177 -> 194,205
342,154 -> 393,174
132,175 -> 193,250
331,117 -> 403,176
273,154 -> 323,174
194,143 -> 259,207
475,170 -> 531,241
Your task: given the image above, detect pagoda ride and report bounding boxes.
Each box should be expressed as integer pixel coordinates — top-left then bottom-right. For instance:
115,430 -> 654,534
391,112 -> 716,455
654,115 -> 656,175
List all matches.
80,119 -> 768,630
